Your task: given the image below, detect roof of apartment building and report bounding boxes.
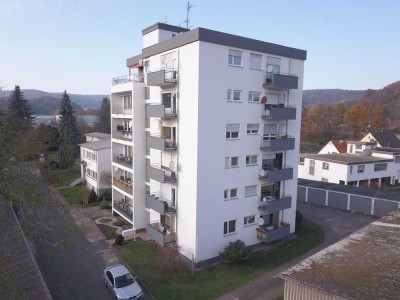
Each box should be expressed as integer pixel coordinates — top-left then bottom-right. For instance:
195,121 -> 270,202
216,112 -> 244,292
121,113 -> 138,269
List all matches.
303,153 -> 393,165
84,132 -> 111,140
79,139 -> 110,151
373,147 -> 400,155
127,23 -> 307,66
277,209 -> 400,299
364,131 -> 400,148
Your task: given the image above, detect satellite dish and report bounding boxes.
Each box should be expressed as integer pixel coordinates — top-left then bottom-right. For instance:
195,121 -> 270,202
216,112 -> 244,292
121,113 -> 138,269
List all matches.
262,197 -> 267,202
258,218 -> 265,226
267,65 -> 274,72
259,169 -> 266,177
169,161 -> 175,170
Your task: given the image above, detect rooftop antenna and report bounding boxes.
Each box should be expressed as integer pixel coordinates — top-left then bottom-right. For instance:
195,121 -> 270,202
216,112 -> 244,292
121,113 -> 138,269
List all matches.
182,2 -> 195,29
162,16 -> 168,23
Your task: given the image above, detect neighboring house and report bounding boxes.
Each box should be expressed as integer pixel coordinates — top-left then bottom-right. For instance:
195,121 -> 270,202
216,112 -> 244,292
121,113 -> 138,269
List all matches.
318,139 -> 349,154
361,131 -> 400,148
110,22 -> 306,267
277,210 -> 400,300
79,132 -> 111,196
299,140 -> 400,187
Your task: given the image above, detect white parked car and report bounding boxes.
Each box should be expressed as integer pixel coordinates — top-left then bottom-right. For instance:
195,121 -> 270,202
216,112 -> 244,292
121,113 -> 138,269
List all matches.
103,264 -> 143,300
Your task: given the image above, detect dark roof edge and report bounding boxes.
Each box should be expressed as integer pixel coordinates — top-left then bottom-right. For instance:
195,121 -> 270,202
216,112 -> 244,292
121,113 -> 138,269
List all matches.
142,23 -> 190,35
126,53 -> 143,67
140,27 -> 307,60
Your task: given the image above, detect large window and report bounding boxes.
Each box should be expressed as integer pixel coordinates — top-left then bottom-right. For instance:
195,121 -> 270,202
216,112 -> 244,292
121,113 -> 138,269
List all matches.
224,188 -> 238,201
309,160 -> 315,175
250,53 -> 262,70
225,156 -> 239,168
246,155 -> 258,166
374,163 -> 387,172
223,220 -> 236,235
245,185 -> 257,197
246,124 -> 259,135
248,91 -> 261,103
266,56 -> 281,74
226,124 -> 240,139
228,49 -> 242,66
244,215 -> 255,226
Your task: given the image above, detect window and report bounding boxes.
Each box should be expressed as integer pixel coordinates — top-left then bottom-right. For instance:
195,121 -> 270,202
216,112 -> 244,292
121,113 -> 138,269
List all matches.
227,89 -> 232,101
322,162 -> 329,170
226,124 -> 240,139
250,53 -> 262,70
225,156 -> 239,168
245,185 -> 257,197
349,166 -> 353,174
357,165 -> 364,173
321,178 -> 328,182
374,163 -> 387,171
248,91 -> 261,103
223,220 -> 236,235
228,49 -> 242,66
86,168 -> 97,180
233,90 -> 241,102
266,56 -> 281,74
145,87 -> 150,100
309,160 -> 315,175
246,155 -> 258,166
122,95 -> 132,109
299,157 -> 305,165
224,188 -> 238,200
244,215 -> 255,226
395,156 -> 400,163
247,124 -> 259,134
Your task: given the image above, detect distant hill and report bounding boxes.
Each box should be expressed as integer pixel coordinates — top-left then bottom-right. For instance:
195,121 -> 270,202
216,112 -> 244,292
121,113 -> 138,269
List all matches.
30,96 -> 82,115
303,89 -> 366,106
3,89 -> 107,109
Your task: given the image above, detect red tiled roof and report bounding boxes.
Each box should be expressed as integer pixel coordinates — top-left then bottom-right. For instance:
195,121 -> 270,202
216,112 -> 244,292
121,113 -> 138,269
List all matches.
331,140 -> 348,153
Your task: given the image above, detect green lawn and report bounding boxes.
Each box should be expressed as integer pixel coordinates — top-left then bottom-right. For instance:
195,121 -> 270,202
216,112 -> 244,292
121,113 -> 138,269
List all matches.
58,185 -> 90,205
119,220 -> 324,300
42,163 -> 81,187
97,224 -> 118,240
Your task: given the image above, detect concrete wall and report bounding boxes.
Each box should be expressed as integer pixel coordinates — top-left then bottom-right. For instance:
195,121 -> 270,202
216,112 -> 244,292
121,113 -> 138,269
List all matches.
298,184 -> 400,217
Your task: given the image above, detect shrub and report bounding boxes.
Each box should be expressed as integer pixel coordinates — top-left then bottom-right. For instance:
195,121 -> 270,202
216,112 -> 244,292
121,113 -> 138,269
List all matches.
99,189 -> 112,201
115,234 -> 124,246
99,200 -> 112,209
220,240 -> 251,265
88,188 -> 97,204
295,210 -> 303,232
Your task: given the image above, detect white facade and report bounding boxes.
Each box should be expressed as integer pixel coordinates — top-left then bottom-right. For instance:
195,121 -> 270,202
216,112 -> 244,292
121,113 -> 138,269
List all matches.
110,23 -> 306,265
80,133 -> 111,196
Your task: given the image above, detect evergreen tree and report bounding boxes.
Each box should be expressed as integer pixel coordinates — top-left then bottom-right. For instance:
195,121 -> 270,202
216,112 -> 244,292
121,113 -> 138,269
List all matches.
57,91 -> 80,169
98,97 -> 110,133
7,85 -> 34,129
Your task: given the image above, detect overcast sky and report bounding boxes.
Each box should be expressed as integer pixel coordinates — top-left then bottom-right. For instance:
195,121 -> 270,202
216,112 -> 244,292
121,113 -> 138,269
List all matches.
0,0 -> 399,94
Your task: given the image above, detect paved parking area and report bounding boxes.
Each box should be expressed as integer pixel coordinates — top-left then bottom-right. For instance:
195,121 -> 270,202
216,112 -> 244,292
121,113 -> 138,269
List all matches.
218,202 -> 378,300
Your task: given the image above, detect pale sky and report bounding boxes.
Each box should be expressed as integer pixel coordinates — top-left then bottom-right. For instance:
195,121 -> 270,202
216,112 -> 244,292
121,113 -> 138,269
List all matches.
0,0 -> 399,94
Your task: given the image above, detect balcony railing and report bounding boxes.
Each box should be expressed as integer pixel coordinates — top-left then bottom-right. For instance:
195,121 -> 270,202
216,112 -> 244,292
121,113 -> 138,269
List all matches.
146,222 -> 176,246
147,69 -> 177,87
264,72 -> 298,89
147,164 -> 176,183
146,193 -> 176,215
146,103 -> 177,119
258,194 -> 292,213
256,222 -> 290,243
147,135 -> 177,151
262,104 -> 296,120
113,177 -> 133,194
112,129 -> 132,142
113,200 -> 133,220
260,135 -> 295,151
112,105 -> 133,115
111,73 -> 144,85
113,154 -> 133,169
259,165 -> 293,183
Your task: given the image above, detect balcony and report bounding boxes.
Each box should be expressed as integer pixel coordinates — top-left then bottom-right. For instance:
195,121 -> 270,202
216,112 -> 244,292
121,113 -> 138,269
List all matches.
256,222 -> 291,243
147,104 -> 177,119
260,135 -> 295,151
264,73 -> 298,89
259,165 -> 293,183
262,104 -> 296,120
112,129 -> 132,142
258,194 -> 292,213
147,165 -> 176,183
113,154 -> 133,169
146,222 -> 176,246
113,177 -> 133,194
146,193 -> 176,215
112,105 -> 132,116
147,69 -> 177,87
147,135 -> 177,151
111,73 -> 144,86
113,200 -> 133,220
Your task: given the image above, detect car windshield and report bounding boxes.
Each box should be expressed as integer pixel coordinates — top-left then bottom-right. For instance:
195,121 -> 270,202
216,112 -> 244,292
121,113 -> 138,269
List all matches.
115,273 -> 135,288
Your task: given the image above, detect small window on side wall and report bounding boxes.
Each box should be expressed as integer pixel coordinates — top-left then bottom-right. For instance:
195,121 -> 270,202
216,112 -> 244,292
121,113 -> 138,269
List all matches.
228,49 -> 242,66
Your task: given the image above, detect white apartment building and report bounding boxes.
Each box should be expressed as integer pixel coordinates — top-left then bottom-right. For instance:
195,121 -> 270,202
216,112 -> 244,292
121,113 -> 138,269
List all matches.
299,141 -> 400,187
110,23 -> 306,266
79,132 -> 111,196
